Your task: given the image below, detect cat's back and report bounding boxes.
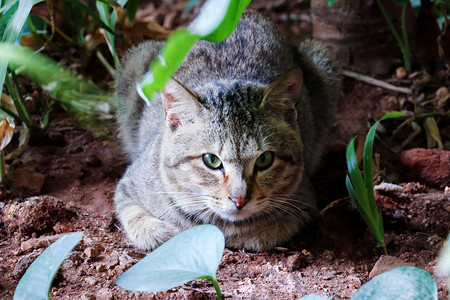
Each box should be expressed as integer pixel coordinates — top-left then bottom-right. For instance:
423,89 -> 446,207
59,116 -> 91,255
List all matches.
175,10 -> 295,89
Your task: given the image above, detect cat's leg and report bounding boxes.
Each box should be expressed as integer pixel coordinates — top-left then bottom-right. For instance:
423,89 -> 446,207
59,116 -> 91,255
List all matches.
114,180 -> 180,250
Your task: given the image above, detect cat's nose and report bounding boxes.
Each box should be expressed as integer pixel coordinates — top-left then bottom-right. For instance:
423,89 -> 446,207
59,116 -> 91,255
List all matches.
231,198 -> 249,209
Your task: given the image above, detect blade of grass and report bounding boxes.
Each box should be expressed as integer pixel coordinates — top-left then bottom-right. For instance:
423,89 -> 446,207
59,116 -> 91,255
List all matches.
0,0 -> 38,93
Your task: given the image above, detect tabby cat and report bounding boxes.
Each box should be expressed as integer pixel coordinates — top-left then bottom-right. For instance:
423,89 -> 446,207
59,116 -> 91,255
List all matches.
114,10 -> 341,251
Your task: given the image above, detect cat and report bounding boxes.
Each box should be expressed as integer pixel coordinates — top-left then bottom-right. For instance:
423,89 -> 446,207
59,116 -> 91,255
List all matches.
114,10 -> 341,251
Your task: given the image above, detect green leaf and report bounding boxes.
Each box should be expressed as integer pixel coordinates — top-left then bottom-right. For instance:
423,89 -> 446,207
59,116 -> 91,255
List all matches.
116,225 -> 225,294
14,232 -> 83,300
437,234 -> 450,277
138,0 -> 251,104
58,0 -> 115,36
0,43 -> 114,133
351,266 -> 438,300
0,0 -> 35,94
124,0 -> 138,24
299,295 -> 329,300
328,0 -> 340,7
346,112 -> 404,250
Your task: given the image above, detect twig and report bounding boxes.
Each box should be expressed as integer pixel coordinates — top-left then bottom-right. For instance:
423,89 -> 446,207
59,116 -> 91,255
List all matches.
342,69 -> 413,94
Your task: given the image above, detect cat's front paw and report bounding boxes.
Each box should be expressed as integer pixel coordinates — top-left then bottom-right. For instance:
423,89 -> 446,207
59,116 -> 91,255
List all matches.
119,206 -> 180,250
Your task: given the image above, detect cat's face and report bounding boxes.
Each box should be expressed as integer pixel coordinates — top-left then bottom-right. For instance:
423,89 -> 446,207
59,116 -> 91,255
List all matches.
160,70 -> 304,223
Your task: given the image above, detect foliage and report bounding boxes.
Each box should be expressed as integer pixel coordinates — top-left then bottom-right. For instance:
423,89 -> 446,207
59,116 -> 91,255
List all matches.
0,0 -> 138,181
437,234 -> 450,293
352,266 -> 437,299
116,225 -> 225,299
137,0 -> 251,104
14,232 -> 84,300
300,266 -> 437,299
346,112 -> 404,253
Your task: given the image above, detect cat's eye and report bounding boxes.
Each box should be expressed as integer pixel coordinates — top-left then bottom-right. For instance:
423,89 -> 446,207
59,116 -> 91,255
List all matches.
255,151 -> 274,171
202,153 -> 223,170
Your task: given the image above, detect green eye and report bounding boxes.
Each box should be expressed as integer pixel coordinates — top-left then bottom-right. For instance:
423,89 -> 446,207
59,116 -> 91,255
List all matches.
255,151 -> 274,171
202,153 -> 223,170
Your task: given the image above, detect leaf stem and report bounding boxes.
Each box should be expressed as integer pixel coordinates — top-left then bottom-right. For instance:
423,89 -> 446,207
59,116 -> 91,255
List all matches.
211,277 -> 223,300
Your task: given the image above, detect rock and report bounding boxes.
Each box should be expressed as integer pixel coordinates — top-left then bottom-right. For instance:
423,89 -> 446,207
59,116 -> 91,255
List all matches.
13,250 -> 42,279
21,234 -> 67,252
84,244 -> 105,259
396,67 -> 406,79
368,255 -> 415,279
1,196 -> 78,236
286,253 -> 302,272
96,288 -> 114,300
400,148 -> 450,189
6,166 -> 45,194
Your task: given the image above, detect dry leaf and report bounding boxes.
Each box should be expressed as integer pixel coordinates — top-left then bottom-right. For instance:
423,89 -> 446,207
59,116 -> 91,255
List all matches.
423,117 -> 443,149
0,118 -> 15,152
1,93 -> 18,115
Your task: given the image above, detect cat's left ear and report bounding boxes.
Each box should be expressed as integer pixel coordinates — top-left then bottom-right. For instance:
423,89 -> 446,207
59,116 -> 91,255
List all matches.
260,68 -> 303,123
161,78 -> 201,130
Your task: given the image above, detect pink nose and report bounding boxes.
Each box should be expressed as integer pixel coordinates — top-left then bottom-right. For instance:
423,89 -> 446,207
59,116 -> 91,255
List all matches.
231,198 -> 249,209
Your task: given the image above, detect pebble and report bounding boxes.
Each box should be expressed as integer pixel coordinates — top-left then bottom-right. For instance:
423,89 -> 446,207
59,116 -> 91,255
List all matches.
396,67 -> 407,79
21,234 -> 66,252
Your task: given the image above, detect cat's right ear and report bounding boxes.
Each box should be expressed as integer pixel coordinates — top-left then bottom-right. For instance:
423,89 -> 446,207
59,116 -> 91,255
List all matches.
161,79 -> 201,130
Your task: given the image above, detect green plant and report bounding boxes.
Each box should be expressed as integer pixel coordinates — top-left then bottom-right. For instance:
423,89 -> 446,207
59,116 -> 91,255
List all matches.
300,266 -> 438,299
0,0 -> 126,182
116,225 -> 225,299
346,112 -> 404,254
437,234 -> 450,294
137,0 -> 251,104
14,232 -> 83,300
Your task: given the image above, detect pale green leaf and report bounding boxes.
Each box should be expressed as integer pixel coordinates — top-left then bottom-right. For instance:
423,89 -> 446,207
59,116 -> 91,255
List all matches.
14,232 -> 83,300
116,225 -> 225,293
351,266 -> 438,300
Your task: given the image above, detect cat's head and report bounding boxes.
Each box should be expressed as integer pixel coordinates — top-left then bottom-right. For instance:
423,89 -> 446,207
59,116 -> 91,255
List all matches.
160,69 -> 305,223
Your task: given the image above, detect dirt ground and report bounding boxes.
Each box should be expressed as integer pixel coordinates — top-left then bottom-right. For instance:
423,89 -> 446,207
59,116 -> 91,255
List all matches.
1,1 -> 450,299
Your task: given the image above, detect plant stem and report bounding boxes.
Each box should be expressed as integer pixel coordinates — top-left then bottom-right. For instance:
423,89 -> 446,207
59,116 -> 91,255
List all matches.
376,0 -> 411,74
400,3 -> 411,74
211,277 -> 223,300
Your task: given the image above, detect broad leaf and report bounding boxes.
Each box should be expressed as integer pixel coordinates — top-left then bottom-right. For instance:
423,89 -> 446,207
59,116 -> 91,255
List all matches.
437,234 -> 450,277
352,266 -> 438,300
14,232 -> 83,300
116,225 -> 225,293
299,295 -> 329,300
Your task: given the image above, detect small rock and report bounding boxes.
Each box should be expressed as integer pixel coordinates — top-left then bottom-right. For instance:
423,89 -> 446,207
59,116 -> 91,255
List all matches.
369,255 -> 415,279
21,233 -> 67,252
396,67 -> 407,79
374,182 -> 406,197
96,287 -> 114,300
119,252 -> 136,269
82,293 -> 96,300
286,253 -> 301,272
436,86 -> 449,98
84,244 -> 105,259
322,250 -> 335,260
96,264 -> 107,272
13,250 -> 42,279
